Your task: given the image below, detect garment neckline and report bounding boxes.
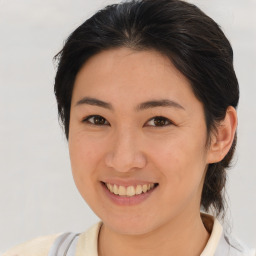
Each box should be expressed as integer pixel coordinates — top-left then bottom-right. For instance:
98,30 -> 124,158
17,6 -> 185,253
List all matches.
76,213 -> 223,256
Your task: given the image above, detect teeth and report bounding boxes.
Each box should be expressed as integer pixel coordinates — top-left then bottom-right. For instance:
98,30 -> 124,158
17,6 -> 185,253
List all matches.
113,184 -> 118,195
127,186 -> 135,197
135,185 -> 142,195
142,184 -> 148,193
107,183 -> 113,192
118,185 -> 126,196
105,183 -> 156,197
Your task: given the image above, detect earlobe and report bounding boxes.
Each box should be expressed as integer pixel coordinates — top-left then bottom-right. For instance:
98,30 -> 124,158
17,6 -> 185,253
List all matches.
207,106 -> 237,164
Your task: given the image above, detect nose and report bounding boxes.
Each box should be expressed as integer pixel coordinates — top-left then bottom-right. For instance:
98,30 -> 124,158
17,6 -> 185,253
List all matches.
105,127 -> 147,173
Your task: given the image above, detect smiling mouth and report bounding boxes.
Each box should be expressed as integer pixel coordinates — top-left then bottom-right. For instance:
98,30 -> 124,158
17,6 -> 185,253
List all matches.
102,182 -> 159,197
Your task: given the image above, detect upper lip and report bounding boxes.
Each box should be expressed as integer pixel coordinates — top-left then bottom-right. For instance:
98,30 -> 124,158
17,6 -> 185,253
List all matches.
101,179 -> 158,187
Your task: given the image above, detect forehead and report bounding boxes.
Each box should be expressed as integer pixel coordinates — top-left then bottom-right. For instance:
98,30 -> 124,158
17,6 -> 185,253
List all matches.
72,47 -> 196,110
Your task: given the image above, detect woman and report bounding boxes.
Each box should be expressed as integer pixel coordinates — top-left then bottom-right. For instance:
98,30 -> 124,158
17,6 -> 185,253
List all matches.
3,0 -> 255,255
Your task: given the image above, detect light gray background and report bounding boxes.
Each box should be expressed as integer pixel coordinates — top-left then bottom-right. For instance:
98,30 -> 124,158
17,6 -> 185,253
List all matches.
0,0 -> 255,253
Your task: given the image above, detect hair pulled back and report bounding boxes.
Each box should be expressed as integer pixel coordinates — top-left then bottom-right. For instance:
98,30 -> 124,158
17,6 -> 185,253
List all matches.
54,0 -> 239,216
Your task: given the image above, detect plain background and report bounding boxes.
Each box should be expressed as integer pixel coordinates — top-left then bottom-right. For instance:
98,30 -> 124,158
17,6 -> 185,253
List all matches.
0,0 -> 255,253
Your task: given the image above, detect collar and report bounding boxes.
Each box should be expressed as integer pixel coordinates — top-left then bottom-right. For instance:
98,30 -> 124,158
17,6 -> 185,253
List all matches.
76,213 -> 254,256
200,213 -> 223,256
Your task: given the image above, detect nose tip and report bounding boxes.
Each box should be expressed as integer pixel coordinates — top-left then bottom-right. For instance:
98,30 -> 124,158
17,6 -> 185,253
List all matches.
105,150 -> 147,173
104,128 -> 147,172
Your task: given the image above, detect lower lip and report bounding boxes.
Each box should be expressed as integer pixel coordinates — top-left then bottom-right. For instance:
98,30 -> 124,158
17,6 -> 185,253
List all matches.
100,182 -> 158,206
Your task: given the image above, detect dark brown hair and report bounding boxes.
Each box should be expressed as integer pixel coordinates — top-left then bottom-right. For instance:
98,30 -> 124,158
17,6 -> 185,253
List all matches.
54,0 -> 239,216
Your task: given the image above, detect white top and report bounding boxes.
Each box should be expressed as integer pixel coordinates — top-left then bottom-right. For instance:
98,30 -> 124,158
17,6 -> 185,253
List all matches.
3,214 -> 255,256
75,217 -> 255,256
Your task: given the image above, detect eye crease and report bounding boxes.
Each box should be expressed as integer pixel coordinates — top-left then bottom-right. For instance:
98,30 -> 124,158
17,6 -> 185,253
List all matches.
82,115 -> 173,127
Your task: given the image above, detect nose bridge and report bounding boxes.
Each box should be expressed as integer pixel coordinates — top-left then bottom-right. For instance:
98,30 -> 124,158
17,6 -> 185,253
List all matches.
105,124 -> 146,172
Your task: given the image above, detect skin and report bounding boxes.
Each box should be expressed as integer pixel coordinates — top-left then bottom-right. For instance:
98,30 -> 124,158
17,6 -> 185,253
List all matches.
68,47 -> 237,256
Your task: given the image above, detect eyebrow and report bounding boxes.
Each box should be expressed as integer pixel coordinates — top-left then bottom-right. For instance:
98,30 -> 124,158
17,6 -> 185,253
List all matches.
75,97 -> 185,111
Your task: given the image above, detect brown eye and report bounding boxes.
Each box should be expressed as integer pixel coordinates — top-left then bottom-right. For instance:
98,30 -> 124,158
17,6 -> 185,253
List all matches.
83,115 -> 109,126
146,116 -> 172,127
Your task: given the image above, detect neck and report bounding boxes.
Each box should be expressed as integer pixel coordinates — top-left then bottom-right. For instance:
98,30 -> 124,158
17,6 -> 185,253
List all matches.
98,211 -> 210,256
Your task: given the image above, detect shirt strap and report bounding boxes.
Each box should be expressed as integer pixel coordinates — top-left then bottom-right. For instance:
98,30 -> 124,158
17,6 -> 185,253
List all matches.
48,232 -> 80,256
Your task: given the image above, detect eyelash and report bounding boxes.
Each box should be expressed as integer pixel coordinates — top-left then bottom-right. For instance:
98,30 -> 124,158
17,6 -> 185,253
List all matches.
82,115 -> 174,127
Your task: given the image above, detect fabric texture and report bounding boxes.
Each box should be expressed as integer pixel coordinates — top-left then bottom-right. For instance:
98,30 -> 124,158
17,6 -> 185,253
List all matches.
48,232 -> 79,256
2,233 -> 60,256
3,214 -> 255,256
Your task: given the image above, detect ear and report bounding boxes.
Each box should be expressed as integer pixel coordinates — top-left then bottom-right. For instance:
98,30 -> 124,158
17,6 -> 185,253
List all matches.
207,106 -> 237,164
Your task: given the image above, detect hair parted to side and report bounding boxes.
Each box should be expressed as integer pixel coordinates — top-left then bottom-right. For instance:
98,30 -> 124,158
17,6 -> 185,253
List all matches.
54,0 -> 239,217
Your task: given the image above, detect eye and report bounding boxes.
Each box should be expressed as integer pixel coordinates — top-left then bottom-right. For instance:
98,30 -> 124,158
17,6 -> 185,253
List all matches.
82,115 -> 110,126
146,116 -> 173,127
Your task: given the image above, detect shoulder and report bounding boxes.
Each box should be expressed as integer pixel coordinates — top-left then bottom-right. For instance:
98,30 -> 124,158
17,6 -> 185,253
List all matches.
2,222 -> 103,256
76,222 -> 102,255
2,233 -> 61,256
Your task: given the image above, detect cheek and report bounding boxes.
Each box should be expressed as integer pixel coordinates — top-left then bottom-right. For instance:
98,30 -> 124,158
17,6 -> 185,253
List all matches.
68,135 -> 103,195
69,131 -> 104,167
151,133 -> 207,194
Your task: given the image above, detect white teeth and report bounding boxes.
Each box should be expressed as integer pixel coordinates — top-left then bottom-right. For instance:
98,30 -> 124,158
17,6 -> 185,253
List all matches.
113,184 -> 118,195
142,184 -> 148,193
127,186 -> 135,197
105,183 -> 156,197
107,183 -> 113,192
118,186 -> 126,196
135,185 -> 142,195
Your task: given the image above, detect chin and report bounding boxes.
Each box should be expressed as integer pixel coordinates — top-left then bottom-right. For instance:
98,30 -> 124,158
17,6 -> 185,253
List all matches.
101,214 -> 159,236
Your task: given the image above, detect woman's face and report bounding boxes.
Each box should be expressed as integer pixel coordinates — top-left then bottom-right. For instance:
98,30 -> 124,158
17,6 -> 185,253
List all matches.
69,47 -> 212,235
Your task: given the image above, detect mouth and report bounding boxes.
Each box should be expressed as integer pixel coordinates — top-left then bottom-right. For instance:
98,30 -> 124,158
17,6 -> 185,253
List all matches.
101,182 -> 159,197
